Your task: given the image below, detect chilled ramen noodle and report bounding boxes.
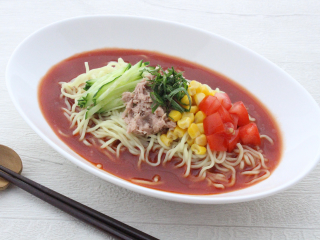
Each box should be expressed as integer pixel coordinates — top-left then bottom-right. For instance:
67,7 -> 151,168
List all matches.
59,59 -> 273,189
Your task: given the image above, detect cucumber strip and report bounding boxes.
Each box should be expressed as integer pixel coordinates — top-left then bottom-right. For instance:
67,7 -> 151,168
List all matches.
98,98 -> 124,113
88,64 -> 130,94
86,80 -> 141,119
94,60 -> 143,103
83,79 -> 96,90
86,97 -> 122,119
78,64 -> 130,108
78,60 -> 150,119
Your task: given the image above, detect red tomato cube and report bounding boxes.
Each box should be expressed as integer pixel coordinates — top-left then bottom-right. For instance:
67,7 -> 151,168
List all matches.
203,112 -> 225,135
223,122 -> 235,135
230,113 -> 239,129
207,133 -> 228,151
199,96 -> 221,116
229,101 -> 250,126
218,106 -> 233,123
215,92 -> 232,110
239,123 -> 261,145
227,130 -> 240,152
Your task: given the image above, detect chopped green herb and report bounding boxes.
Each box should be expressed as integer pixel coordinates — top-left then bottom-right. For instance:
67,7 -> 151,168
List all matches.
147,66 -> 191,113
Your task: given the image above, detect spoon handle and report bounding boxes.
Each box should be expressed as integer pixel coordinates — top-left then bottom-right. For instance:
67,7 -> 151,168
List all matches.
0,165 -> 158,240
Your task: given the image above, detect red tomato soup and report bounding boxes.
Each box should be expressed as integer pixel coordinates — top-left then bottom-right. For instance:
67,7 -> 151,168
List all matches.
38,49 -> 282,195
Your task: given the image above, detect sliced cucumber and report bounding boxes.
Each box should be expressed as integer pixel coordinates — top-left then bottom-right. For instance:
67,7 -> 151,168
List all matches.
77,60 -> 150,119
78,64 -> 130,108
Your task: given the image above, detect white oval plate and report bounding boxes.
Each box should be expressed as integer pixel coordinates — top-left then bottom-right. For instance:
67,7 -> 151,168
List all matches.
6,16 -> 320,204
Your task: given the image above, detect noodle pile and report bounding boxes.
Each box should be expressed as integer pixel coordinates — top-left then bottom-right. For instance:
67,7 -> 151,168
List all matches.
60,59 -> 273,189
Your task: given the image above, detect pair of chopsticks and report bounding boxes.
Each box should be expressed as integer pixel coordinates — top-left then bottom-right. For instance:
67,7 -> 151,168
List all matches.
0,165 -> 158,240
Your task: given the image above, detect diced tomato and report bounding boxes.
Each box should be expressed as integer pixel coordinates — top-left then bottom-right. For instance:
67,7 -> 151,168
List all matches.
215,92 -> 232,110
198,96 -> 212,112
227,130 -> 240,152
223,122 -> 235,135
199,96 -> 221,115
207,129 -> 240,152
218,106 -> 233,123
207,133 -> 228,151
230,114 -> 239,129
229,101 -> 250,126
203,112 -> 224,135
239,123 -> 261,145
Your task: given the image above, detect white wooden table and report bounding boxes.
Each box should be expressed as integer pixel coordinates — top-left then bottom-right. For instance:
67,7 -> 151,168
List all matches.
1,1 -> 320,239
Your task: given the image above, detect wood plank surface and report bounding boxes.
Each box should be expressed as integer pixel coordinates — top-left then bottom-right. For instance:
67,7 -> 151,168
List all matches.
0,0 -> 319,239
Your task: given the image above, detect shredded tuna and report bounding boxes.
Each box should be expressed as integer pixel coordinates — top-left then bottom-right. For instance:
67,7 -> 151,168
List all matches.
122,80 -> 176,135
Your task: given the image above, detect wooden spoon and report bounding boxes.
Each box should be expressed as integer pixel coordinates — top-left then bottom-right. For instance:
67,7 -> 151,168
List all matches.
0,145 -> 23,190
0,145 -> 156,239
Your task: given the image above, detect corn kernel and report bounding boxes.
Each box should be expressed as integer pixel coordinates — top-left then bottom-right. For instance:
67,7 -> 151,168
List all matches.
160,134 -> 172,147
181,94 -> 192,105
190,80 -> 201,89
167,130 -> 178,140
181,112 -> 195,123
196,85 -> 210,95
177,117 -> 192,129
194,93 -> 206,106
181,95 -> 192,109
196,123 -> 204,134
209,90 -> 216,96
174,126 -> 187,138
191,144 -> 207,155
168,110 -> 182,122
196,86 -> 202,94
195,134 -> 207,146
189,105 -> 199,114
188,86 -> 197,96
194,111 -> 206,123
201,85 -> 210,95
188,123 -> 201,139
187,136 -> 194,146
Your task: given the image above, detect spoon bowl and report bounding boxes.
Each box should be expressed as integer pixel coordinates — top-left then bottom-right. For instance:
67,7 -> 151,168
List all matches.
0,145 -> 23,190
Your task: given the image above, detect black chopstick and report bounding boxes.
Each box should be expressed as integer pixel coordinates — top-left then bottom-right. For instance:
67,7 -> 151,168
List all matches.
0,165 -> 158,240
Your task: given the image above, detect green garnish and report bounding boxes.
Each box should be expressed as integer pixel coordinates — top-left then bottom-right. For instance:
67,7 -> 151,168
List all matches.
78,60 -> 150,119
83,79 -> 97,91
147,66 -> 191,113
